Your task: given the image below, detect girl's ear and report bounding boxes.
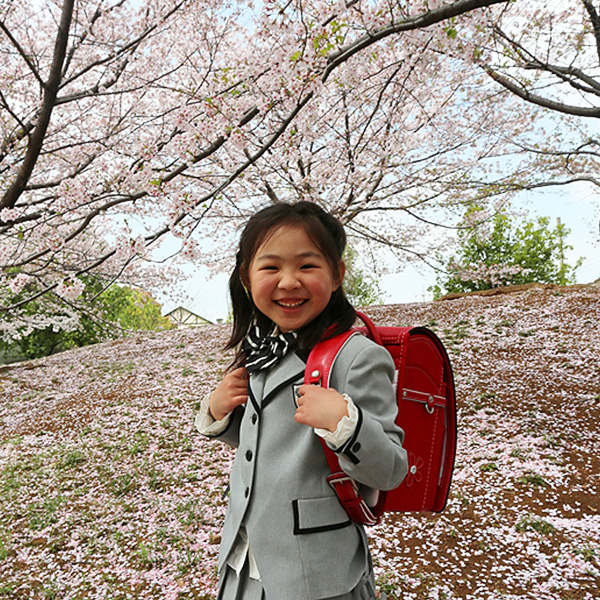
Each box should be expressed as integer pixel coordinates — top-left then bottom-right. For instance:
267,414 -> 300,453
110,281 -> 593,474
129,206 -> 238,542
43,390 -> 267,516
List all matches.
239,264 -> 251,293
335,260 -> 346,290
241,276 -> 251,295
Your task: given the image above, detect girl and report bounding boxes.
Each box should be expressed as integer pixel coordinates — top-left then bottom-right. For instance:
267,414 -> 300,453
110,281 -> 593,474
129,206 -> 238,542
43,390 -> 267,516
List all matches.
195,201 -> 407,600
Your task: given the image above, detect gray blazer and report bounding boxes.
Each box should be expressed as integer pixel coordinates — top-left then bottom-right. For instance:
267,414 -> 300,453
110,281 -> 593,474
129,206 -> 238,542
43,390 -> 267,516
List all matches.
204,333 -> 408,600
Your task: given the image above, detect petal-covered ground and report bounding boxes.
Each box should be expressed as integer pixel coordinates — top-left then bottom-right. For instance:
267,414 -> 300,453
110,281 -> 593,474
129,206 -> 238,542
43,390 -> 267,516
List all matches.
1,284 -> 599,599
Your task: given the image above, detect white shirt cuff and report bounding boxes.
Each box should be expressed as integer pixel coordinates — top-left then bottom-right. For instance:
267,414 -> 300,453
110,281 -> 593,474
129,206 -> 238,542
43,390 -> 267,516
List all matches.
194,393 -> 232,435
314,393 -> 358,449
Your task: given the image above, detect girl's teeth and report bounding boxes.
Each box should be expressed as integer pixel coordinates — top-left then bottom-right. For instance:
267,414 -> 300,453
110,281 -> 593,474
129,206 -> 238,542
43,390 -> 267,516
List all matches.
278,300 -> 304,307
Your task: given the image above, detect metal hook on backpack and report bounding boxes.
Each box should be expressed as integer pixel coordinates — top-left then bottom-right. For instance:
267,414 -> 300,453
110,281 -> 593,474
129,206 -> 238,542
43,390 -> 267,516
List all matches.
425,395 -> 435,414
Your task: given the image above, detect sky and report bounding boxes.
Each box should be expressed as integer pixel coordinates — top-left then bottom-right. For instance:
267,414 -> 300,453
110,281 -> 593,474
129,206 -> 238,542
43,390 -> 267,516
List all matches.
157,181 -> 599,323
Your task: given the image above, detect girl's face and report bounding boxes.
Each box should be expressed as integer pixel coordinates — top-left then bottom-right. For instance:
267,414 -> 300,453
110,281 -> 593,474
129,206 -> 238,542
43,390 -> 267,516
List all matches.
246,225 -> 345,332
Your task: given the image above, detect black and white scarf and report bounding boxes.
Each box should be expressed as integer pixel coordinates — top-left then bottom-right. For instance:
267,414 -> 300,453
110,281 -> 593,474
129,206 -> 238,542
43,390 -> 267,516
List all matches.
243,326 -> 298,374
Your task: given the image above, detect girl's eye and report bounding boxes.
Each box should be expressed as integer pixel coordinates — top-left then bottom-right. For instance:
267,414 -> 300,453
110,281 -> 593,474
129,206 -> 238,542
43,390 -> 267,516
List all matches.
301,263 -> 318,270
261,265 -> 278,271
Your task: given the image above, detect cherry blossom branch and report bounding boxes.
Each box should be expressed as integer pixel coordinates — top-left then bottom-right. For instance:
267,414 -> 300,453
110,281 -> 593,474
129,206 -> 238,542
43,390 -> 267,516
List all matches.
58,1 -> 188,92
481,64 -> 600,118
1,0 -> 75,210
581,0 -> 600,64
1,96 -> 310,312
492,25 -> 600,96
0,19 -> 44,87
480,2 -> 600,119
0,90 -> 35,162
323,0 -> 510,82
344,220 -> 446,272
1,0 -> 194,216
60,1 -> 124,76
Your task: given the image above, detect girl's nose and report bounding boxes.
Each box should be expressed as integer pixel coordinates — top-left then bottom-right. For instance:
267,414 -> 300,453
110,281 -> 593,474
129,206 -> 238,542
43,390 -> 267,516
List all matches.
278,270 -> 301,289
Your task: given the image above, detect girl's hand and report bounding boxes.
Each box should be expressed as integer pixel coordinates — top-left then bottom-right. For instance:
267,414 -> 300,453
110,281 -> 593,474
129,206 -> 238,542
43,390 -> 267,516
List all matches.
209,367 -> 249,421
294,385 -> 348,432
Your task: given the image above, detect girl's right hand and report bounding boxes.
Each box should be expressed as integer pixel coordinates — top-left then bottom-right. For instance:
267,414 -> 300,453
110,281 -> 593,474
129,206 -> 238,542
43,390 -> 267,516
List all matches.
209,367 -> 249,421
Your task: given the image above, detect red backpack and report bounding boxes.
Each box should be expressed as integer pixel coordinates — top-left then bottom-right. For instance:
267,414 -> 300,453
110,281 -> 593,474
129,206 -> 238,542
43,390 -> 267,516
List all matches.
305,311 -> 456,525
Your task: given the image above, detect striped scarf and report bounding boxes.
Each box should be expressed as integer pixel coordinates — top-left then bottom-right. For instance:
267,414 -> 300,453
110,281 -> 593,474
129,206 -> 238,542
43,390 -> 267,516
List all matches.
243,326 -> 298,373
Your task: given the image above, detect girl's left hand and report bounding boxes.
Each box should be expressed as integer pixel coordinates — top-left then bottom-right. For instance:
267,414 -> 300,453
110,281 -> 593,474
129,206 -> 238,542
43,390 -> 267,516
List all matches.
294,385 -> 348,432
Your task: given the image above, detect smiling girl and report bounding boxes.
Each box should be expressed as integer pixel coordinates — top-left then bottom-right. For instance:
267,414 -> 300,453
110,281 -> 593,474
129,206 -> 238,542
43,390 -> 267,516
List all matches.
195,201 -> 407,600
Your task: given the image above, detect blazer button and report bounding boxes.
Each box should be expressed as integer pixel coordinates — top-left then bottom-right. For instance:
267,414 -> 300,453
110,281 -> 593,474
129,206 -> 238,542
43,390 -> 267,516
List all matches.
352,442 -> 361,453
251,413 -> 258,424
245,450 -> 253,461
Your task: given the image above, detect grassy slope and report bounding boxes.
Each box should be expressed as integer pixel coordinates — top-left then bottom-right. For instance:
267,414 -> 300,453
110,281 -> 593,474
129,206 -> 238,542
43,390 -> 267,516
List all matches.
0,284 -> 599,599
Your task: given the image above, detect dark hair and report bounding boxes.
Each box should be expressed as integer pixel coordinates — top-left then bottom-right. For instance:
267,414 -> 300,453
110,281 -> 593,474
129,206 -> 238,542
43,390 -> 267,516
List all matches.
226,201 -> 356,368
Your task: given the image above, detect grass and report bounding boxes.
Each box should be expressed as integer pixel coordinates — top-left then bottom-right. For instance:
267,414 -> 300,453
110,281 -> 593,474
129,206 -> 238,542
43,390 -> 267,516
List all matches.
515,515 -> 556,535
575,544 -> 599,565
26,494 -> 65,530
109,472 -> 137,497
510,447 -> 528,460
517,472 -> 549,487
0,532 -> 10,561
58,449 -> 86,469
480,462 -> 499,472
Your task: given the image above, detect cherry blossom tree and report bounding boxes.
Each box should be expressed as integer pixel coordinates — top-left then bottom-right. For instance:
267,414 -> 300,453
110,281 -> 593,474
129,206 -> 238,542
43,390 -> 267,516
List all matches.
475,0 -> 600,194
0,0 -> 514,339
245,0 -> 600,259
7,0 -> 596,341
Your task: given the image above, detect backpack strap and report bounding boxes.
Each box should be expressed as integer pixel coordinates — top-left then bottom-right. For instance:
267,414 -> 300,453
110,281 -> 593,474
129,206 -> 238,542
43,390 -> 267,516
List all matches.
305,326 -> 384,526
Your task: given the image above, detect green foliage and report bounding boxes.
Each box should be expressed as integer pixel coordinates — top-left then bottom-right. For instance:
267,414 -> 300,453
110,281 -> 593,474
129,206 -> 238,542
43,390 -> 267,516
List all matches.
343,246 -> 382,307
57,450 -> 87,470
100,284 -> 170,331
574,544 -> 599,564
1,278 -> 172,360
431,208 -> 583,298
515,515 -> 555,535
517,472 -> 549,487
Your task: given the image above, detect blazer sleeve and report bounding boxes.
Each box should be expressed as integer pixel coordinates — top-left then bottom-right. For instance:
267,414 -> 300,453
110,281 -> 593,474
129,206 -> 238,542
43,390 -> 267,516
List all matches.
196,401 -> 245,449
331,338 -> 408,491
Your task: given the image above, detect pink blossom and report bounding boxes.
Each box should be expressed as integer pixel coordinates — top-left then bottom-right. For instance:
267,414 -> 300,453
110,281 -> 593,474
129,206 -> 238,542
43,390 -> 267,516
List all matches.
55,277 -> 85,300
8,272 -> 30,294
0,207 -> 18,222
180,238 -> 200,261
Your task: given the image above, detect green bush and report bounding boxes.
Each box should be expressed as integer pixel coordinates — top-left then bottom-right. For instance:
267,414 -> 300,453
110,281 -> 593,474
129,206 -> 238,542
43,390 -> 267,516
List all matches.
1,277 -> 172,360
430,208 -> 583,298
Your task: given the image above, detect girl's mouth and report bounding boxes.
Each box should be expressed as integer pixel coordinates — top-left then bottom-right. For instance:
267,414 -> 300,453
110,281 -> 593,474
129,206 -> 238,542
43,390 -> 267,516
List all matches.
275,300 -> 307,308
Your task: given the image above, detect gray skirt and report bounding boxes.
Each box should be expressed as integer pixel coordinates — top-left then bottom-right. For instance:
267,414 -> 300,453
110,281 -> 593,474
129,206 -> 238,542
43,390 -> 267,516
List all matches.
217,559 -> 378,600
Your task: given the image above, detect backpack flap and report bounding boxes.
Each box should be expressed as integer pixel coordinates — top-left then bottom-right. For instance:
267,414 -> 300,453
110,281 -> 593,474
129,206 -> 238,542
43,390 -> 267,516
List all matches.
381,327 -> 456,513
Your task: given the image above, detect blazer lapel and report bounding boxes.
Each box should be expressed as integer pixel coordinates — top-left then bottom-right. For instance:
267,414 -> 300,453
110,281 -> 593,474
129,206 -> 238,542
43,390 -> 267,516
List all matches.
248,369 -> 266,414
259,350 -> 306,409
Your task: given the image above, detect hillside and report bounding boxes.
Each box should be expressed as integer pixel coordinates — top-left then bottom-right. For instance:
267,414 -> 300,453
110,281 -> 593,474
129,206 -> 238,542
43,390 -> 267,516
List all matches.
1,284 -> 599,599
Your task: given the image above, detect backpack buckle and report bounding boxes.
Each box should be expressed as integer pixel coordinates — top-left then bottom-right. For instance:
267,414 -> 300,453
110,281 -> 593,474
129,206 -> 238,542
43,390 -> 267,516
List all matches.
327,472 -> 360,497
326,472 -> 381,526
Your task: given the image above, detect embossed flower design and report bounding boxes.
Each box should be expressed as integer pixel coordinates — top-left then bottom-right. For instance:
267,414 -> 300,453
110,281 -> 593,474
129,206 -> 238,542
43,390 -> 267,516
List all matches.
405,453 -> 424,488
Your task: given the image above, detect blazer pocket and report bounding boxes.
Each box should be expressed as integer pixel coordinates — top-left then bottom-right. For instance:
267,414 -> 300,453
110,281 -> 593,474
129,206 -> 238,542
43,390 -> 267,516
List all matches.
292,496 -> 352,535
